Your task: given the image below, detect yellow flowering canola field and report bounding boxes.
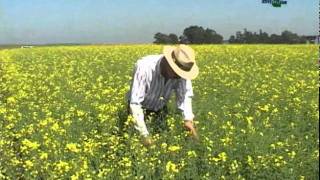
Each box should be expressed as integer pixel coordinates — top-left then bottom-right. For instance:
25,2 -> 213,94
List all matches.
0,45 -> 318,179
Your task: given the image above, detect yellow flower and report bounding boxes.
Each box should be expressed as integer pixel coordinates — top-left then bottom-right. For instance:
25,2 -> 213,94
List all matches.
218,152 -> 227,162
210,157 -> 220,162
288,151 -> 296,159
84,140 -> 96,155
230,160 -> 239,174
168,145 -> 181,152
259,104 -> 270,112
277,141 -> 284,146
66,143 -> 80,153
161,143 -> 167,149
0,107 -> 6,114
76,110 -> 86,117
21,139 -> 40,151
246,116 -> 253,125
220,136 -> 232,146
313,150 -> 319,159
40,152 -> 48,160
7,97 -> 16,104
121,157 -> 132,167
55,161 -> 71,173
270,144 -> 276,149
11,158 -> 21,166
187,150 -> 197,158
272,108 -> 278,113
71,173 -> 79,180
51,122 -> 60,132
166,161 -> 178,173
25,160 -> 33,169
247,155 -> 255,168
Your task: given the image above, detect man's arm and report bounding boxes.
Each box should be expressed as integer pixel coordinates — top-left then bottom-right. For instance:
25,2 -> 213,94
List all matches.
129,62 -> 149,137
175,80 -> 198,139
176,79 -> 195,120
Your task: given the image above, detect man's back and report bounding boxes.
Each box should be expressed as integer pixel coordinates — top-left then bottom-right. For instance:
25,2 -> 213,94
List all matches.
127,54 -> 183,111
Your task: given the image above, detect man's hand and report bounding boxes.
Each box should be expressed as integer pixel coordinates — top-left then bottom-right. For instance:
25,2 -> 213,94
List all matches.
184,121 -> 199,141
141,135 -> 153,147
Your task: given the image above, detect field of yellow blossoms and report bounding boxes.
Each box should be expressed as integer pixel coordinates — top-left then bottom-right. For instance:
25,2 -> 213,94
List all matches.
0,45 -> 318,179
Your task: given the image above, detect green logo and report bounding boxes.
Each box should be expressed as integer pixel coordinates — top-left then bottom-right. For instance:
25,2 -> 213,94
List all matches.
262,0 -> 287,8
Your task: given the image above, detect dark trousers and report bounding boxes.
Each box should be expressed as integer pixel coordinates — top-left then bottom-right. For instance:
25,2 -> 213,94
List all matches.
125,102 -> 169,134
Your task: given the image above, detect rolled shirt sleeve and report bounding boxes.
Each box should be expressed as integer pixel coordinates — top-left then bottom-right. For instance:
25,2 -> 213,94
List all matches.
175,79 -> 195,121
129,62 -> 149,136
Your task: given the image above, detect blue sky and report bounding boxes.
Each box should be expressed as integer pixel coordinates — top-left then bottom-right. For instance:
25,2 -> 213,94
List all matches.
0,0 -> 317,44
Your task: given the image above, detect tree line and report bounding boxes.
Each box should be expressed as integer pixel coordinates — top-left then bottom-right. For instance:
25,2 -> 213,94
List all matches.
154,26 -> 314,44
154,26 -> 223,44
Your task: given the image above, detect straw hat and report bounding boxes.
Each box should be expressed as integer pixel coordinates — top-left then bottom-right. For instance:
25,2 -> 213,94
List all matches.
163,44 -> 199,80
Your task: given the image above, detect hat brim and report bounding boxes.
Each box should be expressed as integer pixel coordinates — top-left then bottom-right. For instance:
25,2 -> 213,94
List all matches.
163,46 -> 199,80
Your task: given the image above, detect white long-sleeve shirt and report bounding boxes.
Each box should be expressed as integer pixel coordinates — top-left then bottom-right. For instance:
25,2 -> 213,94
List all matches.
127,55 -> 195,136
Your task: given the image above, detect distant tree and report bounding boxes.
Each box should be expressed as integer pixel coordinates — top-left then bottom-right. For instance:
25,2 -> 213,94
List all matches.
204,28 -> 223,43
269,34 -> 281,43
153,25 -> 223,44
228,31 -> 244,43
298,36 -> 307,43
168,34 -> 179,44
251,32 -> 259,43
153,32 -> 179,44
229,29 -> 306,44
229,35 -> 236,43
280,30 -> 301,44
236,31 -> 244,43
154,33 -> 169,44
259,30 -> 269,43
182,25 -> 223,44
183,26 -> 206,44
179,35 -> 190,44
243,29 -> 253,43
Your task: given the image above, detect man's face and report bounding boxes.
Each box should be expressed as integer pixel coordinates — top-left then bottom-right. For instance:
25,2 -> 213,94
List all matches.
161,58 -> 181,79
